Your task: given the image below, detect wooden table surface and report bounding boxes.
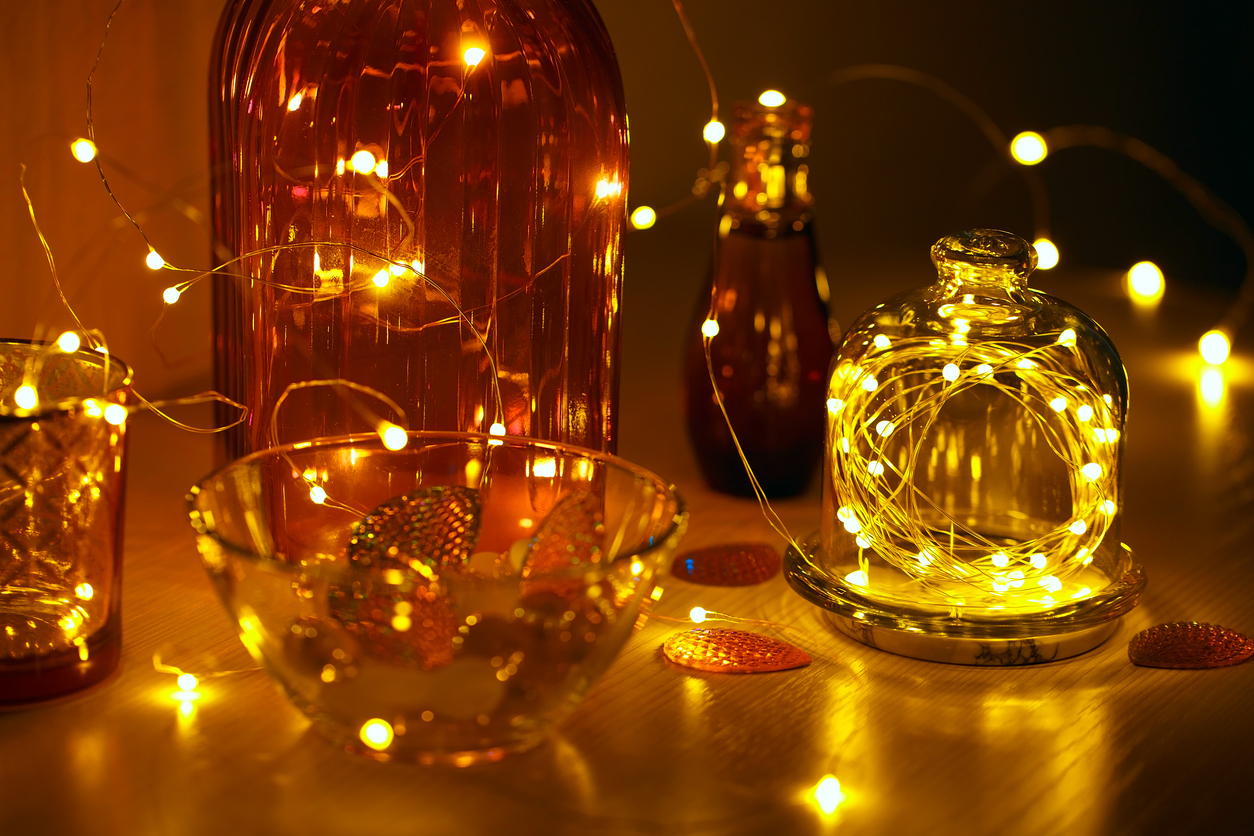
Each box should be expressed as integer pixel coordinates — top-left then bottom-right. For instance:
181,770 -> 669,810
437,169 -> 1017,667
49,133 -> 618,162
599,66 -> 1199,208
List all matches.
3,261 -> 1252,835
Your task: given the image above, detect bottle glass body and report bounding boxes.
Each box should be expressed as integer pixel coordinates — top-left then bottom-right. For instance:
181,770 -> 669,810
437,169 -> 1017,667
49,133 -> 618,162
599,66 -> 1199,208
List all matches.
684,99 -> 834,497
210,0 -> 629,460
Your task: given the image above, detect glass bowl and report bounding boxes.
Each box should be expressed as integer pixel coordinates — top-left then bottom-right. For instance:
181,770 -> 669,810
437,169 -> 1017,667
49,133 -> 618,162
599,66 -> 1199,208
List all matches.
187,432 -> 687,764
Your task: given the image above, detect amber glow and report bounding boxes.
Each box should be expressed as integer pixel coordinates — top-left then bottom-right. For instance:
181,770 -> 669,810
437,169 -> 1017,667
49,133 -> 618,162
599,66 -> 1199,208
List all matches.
70,138 -> 98,163
701,318 -> 720,339
1010,132 -> 1048,165
463,46 -> 486,67
595,179 -> 622,199
1199,330 -> 1230,365
309,486 -> 327,505
162,286 -> 181,304
371,269 -> 390,288
177,674 -> 198,691
103,404 -> 127,425
758,89 -> 786,107
1033,238 -> 1059,269
1199,367 -> 1225,408
287,92 -> 303,111
690,607 -> 708,623
702,120 -> 725,143
145,250 -> 165,270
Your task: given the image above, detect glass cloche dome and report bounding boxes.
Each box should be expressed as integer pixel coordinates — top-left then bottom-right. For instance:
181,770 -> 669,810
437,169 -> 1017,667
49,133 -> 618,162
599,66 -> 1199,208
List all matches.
786,229 -> 1145,664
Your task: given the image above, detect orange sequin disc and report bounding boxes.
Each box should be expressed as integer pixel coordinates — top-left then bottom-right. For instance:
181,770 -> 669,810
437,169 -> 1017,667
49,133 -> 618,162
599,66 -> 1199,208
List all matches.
670,543 -> 781,586
1128,622 -> 1254,669
663,628 -> 811,673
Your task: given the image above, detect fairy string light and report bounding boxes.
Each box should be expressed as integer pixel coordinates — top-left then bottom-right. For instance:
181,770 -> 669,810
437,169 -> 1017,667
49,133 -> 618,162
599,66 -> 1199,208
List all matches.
826,332 -> 1119,603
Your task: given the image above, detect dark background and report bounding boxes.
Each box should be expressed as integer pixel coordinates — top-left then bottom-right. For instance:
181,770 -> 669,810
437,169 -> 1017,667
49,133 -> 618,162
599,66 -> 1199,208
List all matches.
599,0 -> 1254,290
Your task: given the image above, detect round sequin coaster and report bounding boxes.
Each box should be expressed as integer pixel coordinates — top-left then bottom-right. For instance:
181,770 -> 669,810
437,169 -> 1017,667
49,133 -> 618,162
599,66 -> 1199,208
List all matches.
1128,621 -> 1254,669
328,487 -> 481,670
521,491 -> 603,601
346,485 -> 481,571
670,543 -> 781,586
663,628 -> 811,673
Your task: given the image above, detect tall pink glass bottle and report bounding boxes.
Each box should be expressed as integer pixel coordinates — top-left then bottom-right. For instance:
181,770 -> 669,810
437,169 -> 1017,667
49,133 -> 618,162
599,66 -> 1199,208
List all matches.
210,0 -> 629,459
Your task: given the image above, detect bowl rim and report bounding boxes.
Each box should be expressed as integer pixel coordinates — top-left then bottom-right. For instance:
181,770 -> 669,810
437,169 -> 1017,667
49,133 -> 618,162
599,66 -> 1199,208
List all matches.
0,338 -> 133,423
186,430 -> 689,573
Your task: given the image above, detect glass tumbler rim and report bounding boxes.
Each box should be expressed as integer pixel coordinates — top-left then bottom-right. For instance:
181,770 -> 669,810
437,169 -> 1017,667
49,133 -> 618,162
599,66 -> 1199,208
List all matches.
0,338 -> 133,423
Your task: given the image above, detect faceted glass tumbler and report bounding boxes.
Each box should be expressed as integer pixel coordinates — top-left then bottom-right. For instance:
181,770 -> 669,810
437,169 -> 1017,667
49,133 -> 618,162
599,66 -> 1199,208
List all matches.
0,341 -> 132,703
786,230 -> 1145,664
188,432 -> 687,763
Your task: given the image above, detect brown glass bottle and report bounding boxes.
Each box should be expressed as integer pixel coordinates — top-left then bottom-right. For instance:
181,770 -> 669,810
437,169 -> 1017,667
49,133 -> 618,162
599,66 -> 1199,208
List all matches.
209,0 -> 629,461
684,97 -> 835,497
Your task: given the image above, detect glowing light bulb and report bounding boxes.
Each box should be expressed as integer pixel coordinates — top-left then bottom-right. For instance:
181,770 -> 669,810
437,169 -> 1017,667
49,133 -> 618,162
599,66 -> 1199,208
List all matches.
873,334 -> 891,350
71,138 -> 98,163
162,286 -> 181,304
702,120 -> 725,144
1033,238 -> 1059,269
373,160 -> 389,178
991,552 -> 1009,568
814,775 -> 845,814
177,674 -> 198,691
1199,330 -> 1230,365
360,719 -> 394,750
14,385 -> 37,410
1081,462 -> 1102,480
1057,329 -> 1077,346
309,486 -> 327,504
942,363 -> 960,382
57,331 -> 81,353
630,206 -> 657,229
350,149 -> 376,173
1010,131 -> 1047,165
1103,500 -> 1116,515
1127,261 -> 1164,302
380,423 -> 408,450
690,607 -> 707,623
875,420 -> 894,437
1077,404 -> 1093,422
104,404 -> 128,425
701,319 -> 720,339
389,263 -> 407,276
1029,553 -> 1047,569
75,583 -> 94,600
1069,519 -> 1087,535
861,376 -> 878,391
826,398 -> 844,414
145,250 -> 165,270
463,46 -> 486,67
845,570 -> 868,586
976,364 -> 993,377
758,89 -> 786,107
372,269 -> 390,288
867,461 -> 885,476
1049,397 -> 1067,412
287,92 -> 303,111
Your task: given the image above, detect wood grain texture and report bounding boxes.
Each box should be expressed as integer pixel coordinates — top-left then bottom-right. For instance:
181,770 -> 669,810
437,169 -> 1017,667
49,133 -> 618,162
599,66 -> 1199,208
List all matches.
3,264 -> 1253,835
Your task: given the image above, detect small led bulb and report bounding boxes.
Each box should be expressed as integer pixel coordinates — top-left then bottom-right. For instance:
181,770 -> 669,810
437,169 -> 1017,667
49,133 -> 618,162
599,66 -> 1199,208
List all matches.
702,120 -> 725,144
1033,238 -> 1059,269
57,331 -> 82,353
1010,132 -> 1048,165
145,250 -> 166,270
463,47 -> 487,67
350,149 -> 377,173
163,286 -> 181,304
70,138 -> 98,163
630,206 -> 657,230
1199,330 -> 1230,365
758,90 -> 785,107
